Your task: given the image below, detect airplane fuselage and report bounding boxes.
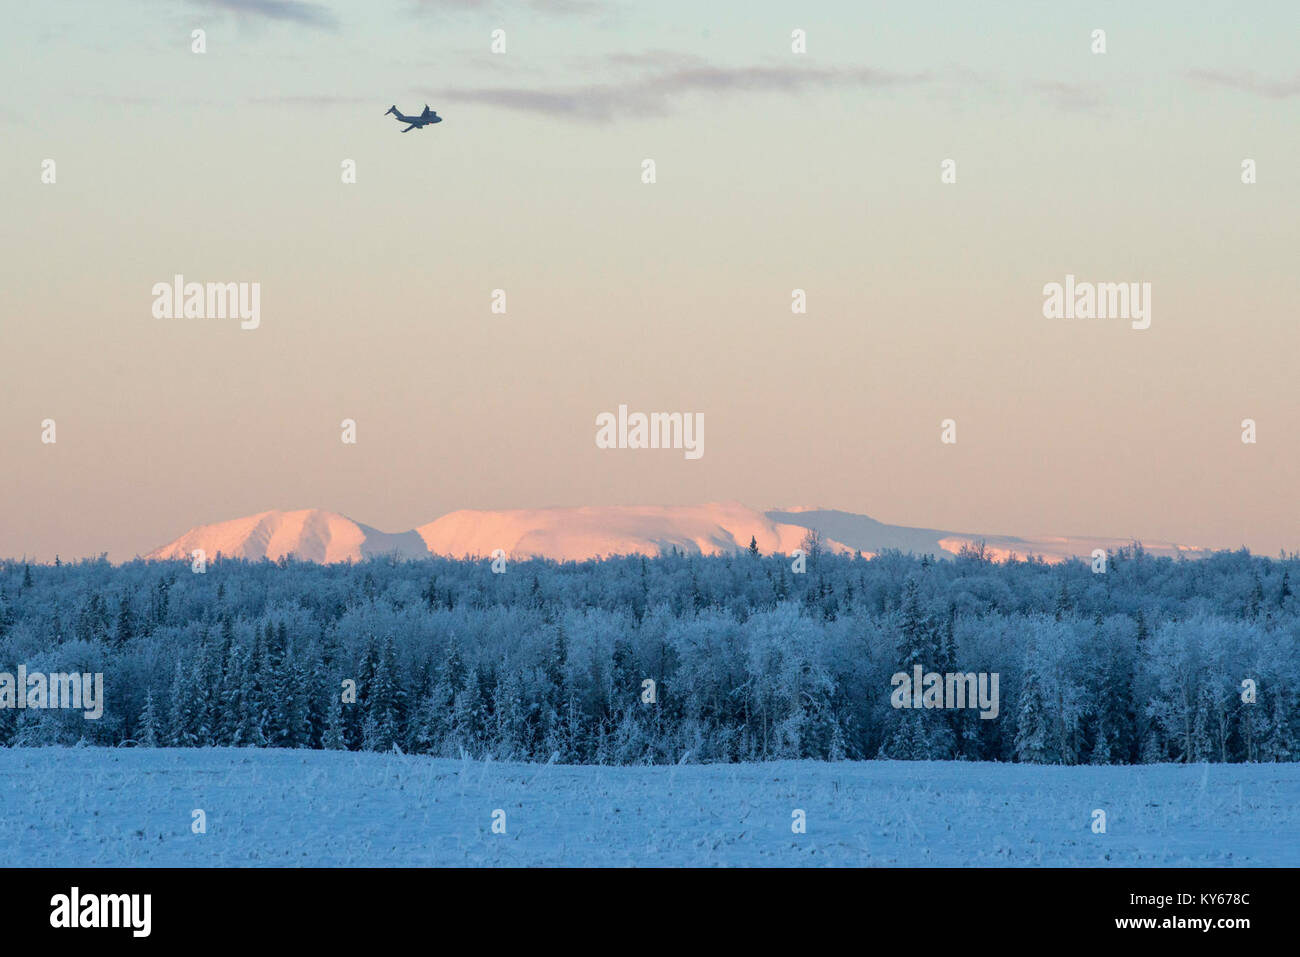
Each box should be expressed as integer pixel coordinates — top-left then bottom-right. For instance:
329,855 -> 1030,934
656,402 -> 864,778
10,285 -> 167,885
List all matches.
386,105 -> 443,131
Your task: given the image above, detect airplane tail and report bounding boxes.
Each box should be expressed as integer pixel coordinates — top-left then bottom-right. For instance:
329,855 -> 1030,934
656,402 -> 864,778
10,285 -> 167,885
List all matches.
384,105 -> 397,116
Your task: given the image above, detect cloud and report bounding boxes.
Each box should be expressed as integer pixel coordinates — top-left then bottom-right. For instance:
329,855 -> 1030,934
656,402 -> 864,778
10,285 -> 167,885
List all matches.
411,0 -> 608,14
601,50 -> 710,70
248,94 -> 373,106
193,0 -> 338,29
0,104 -> 29,127
436,63 -> 926,123
1031,80 -> 1103,113
410,0 -> 492,9
1187,69 -> 1300,99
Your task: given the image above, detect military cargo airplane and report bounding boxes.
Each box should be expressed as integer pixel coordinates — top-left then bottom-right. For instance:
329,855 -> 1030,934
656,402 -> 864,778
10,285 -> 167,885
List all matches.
385,104 -> 442,132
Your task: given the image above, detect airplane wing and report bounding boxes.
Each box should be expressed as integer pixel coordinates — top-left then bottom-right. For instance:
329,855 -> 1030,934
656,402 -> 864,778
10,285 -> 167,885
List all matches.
400,124 -> 417,132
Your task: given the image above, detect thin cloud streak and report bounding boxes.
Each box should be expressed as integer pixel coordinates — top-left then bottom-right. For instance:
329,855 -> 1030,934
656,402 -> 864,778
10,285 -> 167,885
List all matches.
436,64 -> 928,123
410,0 -> 609,15
1187,68 -> 1300,99
193,0 -> 339,29
1031,80 -> 1104,113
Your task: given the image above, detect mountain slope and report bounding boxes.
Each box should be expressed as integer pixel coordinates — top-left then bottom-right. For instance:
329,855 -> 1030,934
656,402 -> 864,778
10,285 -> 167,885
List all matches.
415,503 -> 843,561
766,508 -> 1205,563
144,509 -> 427,563
145,504 -> 1206,564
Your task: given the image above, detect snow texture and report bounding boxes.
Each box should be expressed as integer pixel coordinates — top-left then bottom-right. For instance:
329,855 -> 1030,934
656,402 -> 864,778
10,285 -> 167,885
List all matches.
1,748 -> 1294,866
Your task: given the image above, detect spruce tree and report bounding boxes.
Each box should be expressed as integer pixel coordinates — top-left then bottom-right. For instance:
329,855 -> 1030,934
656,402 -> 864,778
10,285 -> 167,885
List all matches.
1263,688 -> 1295,762
167,659 -> 199,747
114,595 -> 135,648
1015,664 -> 1053,763
1054,579 -> 1072,621
222,645 -> 250,746
896,577 -> 943,674
139,691 -> 160,747
363,637 -> 404,751
491,665 -> 528,760
452,672 -> 487,757
305,654 -> 328,749
322,688 -> 346,750
1089,716 -> 1113,764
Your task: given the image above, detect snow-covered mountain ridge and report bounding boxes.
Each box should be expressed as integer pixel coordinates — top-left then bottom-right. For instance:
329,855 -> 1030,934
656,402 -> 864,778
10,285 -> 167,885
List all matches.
145,503 -> 1207,564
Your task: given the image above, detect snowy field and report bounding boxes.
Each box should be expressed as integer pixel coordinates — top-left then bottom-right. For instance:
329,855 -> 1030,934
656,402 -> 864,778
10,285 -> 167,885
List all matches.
1,748 -> 1296,867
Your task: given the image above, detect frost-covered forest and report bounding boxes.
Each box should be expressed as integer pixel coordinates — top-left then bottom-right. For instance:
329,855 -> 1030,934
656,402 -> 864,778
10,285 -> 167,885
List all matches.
1,542 -> 1297,764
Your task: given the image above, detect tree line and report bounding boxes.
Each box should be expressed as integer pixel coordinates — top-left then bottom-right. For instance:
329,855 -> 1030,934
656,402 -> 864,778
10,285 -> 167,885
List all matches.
0,542 -> 1295,764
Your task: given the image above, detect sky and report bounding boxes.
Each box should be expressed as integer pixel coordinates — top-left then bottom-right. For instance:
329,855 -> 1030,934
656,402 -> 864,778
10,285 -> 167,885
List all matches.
1,0 -> 1298,561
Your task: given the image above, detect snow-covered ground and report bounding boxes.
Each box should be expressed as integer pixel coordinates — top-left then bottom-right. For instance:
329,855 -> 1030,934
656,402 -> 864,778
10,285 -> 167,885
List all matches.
1,748 -> 1295,866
